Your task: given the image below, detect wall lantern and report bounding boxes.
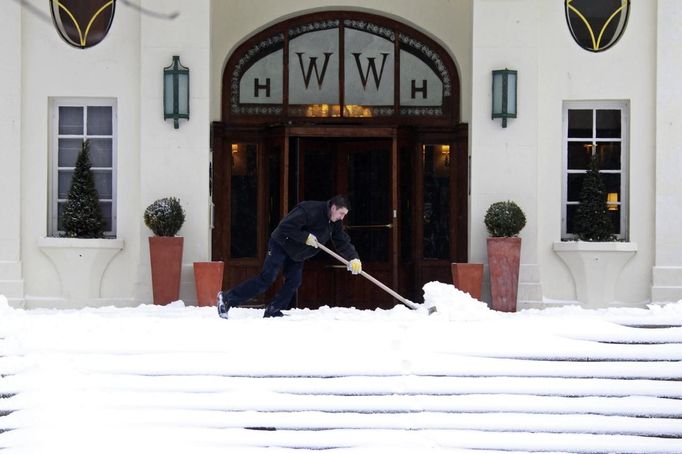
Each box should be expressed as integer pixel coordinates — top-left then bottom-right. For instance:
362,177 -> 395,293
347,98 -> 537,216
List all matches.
163,56 -> 190,129
491,69 -> 517,128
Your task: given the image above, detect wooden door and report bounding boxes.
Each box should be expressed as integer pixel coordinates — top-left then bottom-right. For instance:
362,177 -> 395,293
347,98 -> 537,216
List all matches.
292,137 -> 397,309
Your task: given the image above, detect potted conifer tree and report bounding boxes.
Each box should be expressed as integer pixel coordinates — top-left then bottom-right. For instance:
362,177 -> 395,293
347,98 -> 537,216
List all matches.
573,154 -> 615,242
553,154 -> 636,307
485,200 -> 526,312
62,140 -> 106,238
144,197 -> 185,305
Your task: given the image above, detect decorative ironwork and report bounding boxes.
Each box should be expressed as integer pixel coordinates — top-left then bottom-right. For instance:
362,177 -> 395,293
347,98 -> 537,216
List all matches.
289,20 -> 340,39
343,20 -> 395,42
233,105 -> 283,116
49,0 -> 116,49
400,107 -> 444,116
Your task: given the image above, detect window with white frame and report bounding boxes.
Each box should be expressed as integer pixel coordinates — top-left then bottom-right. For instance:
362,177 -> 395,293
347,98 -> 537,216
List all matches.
50,98 -> 116,236
562,101 -> 628,240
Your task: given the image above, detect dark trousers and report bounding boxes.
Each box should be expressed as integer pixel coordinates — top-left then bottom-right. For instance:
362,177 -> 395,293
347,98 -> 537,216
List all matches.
226,239 -> 303,312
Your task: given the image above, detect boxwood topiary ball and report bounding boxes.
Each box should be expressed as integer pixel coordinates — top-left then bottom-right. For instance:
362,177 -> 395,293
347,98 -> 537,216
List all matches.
484,200 -> 526,237
144,197 -> 185,237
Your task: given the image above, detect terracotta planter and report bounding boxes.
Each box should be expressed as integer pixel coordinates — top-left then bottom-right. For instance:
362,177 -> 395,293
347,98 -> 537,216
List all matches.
149,236 -> 184,305
487,237 -> 521,312
451,263 -> 483,300
193,261 -> 224,307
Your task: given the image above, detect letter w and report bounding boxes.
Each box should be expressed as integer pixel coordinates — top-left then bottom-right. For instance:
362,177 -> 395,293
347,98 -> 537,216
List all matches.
352,52 -> 390,89
296,52 -> 333,89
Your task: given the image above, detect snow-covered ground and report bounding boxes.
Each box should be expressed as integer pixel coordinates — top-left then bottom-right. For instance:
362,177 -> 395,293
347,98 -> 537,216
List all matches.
1,283 -> 681,453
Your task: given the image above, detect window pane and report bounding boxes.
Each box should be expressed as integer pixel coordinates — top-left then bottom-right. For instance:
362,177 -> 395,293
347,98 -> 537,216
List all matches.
58,170 -> 74,198
566,204 -> 578,234
400,144 -> 414,262
231,143 -> 258,258
59,106 -> 84,135
87,106 -> 113,135
88,138 -> 113,167
99,201 -> 113,232
567,173 -> 585,202
58,139 -> 84,167
596,142 -> 621,170
423,145 -> 450,259
596,109 -> 620,138
568,110 -> 592,138
607,209 -> 621,235
302,148 -> 334,201
567,142 -> 592,170
92,170 -> 113,199
602,173 -> 620,194
267,146 -> 282,237
57,202 -> 65,231
348,148 -> 390,262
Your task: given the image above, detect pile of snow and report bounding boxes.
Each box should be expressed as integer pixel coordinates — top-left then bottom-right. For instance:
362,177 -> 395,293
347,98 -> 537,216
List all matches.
422,281 -> 495,320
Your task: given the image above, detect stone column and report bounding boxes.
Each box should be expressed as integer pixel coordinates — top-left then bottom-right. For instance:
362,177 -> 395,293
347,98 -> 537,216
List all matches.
652,0 -> 682,302
0,1 -> 24,305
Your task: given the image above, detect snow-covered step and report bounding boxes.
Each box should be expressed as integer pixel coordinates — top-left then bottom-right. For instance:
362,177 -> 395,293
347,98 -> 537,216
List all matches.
2,408 -> 682,437
1,426 -> 679,453
17,352 -> 680,379
3,390 -> 681,417
2,302 -> 682,453
4,374 -> 682,398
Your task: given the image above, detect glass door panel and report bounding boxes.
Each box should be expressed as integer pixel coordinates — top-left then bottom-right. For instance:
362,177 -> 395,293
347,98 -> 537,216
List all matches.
293,137 -> 394,309
346,144 -> 391,263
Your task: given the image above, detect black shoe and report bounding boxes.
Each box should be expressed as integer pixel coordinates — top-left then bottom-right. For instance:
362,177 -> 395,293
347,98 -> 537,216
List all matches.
217,291 -> 230,319
263,307 -> 284,318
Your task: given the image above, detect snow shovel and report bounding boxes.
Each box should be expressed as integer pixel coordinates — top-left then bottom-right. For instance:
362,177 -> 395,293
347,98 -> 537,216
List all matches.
317,242 -> 422,311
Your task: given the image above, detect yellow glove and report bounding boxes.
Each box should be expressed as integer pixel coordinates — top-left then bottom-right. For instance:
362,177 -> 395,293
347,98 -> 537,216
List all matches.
348,258 -> 362,275
305,233 -> 318,248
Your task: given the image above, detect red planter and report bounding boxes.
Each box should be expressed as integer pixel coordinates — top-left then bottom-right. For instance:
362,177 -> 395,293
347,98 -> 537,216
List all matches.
193,261 -> 224,307
149,236 -> 184,305
451,263 -> 483,300
487,237 -> 521,312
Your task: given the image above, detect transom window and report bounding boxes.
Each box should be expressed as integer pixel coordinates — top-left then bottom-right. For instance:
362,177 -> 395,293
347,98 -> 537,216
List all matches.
562,101 -> 628,240
50,98 -> 117,236
223,11 -> 459,127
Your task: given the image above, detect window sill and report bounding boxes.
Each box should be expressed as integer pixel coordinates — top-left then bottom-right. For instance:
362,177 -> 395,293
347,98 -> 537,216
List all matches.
553,241 -> 637,253
38,237 -> 124,249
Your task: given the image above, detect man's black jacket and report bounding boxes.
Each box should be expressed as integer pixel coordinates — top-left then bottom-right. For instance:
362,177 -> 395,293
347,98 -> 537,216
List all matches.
271,200 -> 359,262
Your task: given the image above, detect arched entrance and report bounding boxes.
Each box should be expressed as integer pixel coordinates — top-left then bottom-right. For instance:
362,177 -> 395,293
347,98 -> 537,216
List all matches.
211,11 -> 468,309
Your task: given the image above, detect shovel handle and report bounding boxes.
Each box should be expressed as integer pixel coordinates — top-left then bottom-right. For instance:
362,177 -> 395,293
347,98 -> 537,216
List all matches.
317,243 -> 418,310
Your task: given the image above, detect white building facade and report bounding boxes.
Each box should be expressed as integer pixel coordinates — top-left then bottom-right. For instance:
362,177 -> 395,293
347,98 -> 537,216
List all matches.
1,0 -> 680,310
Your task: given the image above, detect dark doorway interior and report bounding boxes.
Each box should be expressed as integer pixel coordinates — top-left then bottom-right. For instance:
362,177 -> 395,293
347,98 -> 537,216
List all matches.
290,137 -> 395,309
